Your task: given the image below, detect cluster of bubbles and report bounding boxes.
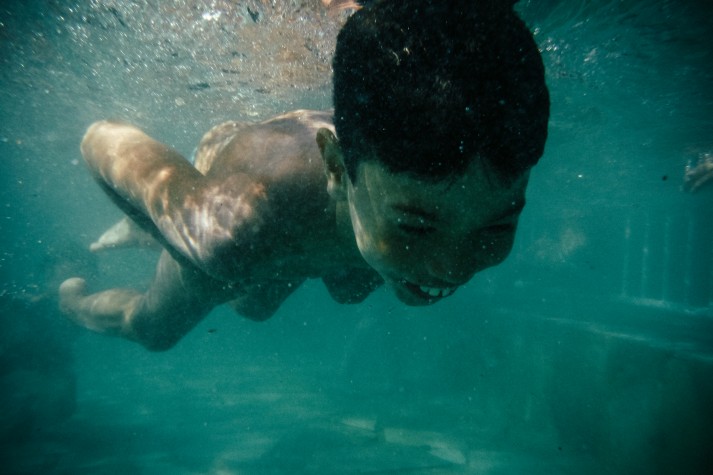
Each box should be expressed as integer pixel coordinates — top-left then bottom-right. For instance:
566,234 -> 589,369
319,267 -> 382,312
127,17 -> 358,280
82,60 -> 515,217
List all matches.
1,1 -> 353,134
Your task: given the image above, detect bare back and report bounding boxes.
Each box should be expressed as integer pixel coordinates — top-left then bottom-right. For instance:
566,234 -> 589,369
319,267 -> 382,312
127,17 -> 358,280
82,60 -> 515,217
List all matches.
198,110 -> 383,308
77,110 -> 381,331
190,110 -> 358,282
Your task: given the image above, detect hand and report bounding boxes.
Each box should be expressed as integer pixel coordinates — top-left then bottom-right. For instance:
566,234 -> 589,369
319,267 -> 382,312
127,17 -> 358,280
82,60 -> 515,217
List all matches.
683,153 -> 713,193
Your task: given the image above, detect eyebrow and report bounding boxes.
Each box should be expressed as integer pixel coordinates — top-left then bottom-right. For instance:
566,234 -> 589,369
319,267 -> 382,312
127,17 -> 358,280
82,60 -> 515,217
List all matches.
391,199 -> 526,223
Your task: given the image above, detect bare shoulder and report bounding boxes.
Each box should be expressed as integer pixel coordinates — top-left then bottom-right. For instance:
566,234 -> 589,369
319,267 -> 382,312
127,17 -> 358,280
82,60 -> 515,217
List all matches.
192,111 -> 338,280
204,110 -> 334,183
194,110 -> 333,173
194,120 -> 251,174
260,109 -> 335,135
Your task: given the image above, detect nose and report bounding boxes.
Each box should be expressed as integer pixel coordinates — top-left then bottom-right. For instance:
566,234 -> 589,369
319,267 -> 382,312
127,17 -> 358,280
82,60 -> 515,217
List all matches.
425,246 -> 479,285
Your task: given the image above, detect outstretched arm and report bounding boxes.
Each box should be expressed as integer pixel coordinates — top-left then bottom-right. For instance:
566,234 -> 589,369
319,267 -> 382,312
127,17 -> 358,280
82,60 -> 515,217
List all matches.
684,153 -> 713,193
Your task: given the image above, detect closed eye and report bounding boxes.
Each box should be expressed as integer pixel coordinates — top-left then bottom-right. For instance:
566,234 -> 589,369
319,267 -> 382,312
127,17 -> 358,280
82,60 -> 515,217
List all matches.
398,223 -> 436,236
481,223 -> 516,235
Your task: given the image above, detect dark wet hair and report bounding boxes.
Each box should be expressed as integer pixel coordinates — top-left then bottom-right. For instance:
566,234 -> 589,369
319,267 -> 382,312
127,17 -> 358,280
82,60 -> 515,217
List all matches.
333,0 -> 549,183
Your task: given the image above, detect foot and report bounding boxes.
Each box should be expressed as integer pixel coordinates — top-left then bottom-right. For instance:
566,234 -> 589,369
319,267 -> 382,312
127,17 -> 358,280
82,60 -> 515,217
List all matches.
90,217 -> 158,252
90,218 -> 132,252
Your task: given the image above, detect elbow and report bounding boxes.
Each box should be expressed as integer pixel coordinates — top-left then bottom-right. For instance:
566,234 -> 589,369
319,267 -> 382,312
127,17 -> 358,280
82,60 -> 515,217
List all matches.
80,120 -> 145,163
80,120 -> 109,160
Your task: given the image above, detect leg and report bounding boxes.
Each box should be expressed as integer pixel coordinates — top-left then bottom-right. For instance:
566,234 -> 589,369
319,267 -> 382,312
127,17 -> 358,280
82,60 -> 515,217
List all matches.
60,250 -> 235,351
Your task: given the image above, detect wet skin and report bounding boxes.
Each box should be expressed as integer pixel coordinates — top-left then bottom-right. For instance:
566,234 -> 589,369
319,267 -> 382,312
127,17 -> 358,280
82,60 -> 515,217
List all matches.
64,110 -> 528,349
77,111 -> 379,312
321,132 -> 528,305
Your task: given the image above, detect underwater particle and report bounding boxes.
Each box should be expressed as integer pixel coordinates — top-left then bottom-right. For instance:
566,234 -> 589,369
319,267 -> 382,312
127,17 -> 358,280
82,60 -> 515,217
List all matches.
202,10 -> 221,21
247,7 -> 260,23
661,175 -> 668,181
108,6 -> 127,28
188,82 -> 210,91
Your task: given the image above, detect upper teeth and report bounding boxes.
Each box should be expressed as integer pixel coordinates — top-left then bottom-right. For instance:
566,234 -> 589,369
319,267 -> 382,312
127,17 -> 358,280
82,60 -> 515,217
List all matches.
419,285 -> 456,298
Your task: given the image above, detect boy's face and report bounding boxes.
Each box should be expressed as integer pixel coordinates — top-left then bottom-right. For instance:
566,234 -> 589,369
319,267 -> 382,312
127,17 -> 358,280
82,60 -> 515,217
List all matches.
346,159 -> 528,305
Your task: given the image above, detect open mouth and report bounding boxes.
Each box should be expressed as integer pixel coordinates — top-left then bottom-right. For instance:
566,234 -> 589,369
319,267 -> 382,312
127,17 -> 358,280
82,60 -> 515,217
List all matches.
402,281 -> 457,300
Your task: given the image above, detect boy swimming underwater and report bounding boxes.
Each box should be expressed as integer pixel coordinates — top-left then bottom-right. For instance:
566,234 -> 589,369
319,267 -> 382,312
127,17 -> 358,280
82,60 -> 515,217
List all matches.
60,0 -> 549,350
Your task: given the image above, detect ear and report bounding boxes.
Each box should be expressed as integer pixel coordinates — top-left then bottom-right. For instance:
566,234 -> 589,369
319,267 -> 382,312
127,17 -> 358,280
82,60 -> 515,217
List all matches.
317,128 -> 348,200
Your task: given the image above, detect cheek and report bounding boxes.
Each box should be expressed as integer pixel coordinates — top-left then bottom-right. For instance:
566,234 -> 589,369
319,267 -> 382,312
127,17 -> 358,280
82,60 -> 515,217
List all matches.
349,198 -> 405,263
349,204 -> 373,252
355,226 -> 416,272
349,207 -> 391,265
360,231 -> 404,263
476,232 -> 517,266
359,236 -> 392,262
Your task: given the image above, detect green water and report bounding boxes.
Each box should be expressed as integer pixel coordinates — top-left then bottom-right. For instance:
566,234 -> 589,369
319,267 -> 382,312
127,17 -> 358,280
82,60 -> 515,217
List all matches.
1,1 -> 712,473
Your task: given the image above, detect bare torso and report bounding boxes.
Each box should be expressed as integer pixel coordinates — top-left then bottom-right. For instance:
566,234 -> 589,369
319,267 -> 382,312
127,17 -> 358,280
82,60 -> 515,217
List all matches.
197,110 -> 354,280
78,110 -> 381,328
191,110 -> 382,312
